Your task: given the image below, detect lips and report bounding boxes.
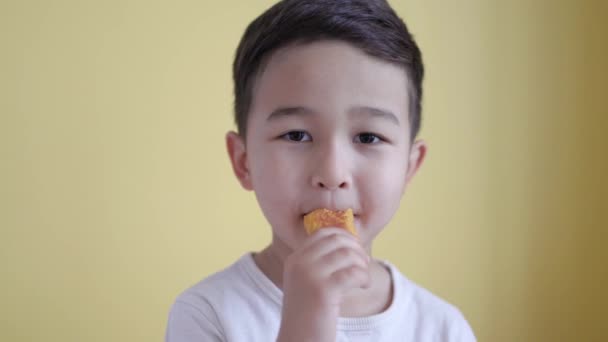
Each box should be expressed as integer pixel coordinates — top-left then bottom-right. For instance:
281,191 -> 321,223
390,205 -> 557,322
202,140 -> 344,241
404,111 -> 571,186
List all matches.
303,208 -> 359,217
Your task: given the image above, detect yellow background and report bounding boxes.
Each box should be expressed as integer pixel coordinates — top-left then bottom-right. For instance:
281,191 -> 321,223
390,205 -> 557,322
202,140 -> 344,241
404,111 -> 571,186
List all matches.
1,1 -> 606,341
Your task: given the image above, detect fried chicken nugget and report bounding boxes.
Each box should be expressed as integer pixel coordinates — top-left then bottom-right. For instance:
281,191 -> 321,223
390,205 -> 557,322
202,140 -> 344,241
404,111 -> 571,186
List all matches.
303,208 -> 357,237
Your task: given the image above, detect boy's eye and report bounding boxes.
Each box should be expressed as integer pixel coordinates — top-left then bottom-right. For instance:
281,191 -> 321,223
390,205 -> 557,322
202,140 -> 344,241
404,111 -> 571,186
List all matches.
281,131 -> 312,142
355,133 -> 381,144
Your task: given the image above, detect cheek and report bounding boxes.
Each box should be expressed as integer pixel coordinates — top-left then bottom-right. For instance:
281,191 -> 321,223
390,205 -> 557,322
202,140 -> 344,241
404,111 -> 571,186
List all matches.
363,172 -> 404,209
359,156 -> 407,225
252,148 -> 302,186
249,148 -> 304,220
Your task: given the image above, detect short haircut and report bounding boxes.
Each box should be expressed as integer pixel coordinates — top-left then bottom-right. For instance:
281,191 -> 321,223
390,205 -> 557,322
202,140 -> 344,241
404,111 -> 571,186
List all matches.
233,0 -> 424,141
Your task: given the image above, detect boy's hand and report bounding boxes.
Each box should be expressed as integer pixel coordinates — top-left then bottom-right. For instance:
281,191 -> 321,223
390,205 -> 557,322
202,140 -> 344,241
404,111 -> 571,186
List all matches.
276,228 -> 370,342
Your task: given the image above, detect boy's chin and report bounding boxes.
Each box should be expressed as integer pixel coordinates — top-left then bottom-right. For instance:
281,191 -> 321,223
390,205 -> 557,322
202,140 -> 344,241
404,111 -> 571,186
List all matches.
270,229 -> 307,251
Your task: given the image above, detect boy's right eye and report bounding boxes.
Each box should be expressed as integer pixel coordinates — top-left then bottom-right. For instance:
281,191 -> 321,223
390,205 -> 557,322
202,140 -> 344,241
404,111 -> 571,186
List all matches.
280,131 -> 312,142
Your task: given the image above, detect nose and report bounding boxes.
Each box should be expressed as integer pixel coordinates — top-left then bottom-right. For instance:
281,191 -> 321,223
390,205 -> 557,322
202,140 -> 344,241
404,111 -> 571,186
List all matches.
311,143 -> 351,190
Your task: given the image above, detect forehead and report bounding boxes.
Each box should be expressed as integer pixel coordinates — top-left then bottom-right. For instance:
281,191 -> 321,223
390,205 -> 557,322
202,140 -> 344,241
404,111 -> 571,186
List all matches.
249,40 -> 410,126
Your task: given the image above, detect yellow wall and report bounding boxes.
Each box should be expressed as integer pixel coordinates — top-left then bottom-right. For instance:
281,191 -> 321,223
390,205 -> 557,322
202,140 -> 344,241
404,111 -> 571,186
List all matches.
1,1 -> 606,341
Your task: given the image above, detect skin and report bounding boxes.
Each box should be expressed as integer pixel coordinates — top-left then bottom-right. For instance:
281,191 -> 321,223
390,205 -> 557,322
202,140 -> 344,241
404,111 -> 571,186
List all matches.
226,40 -> 427,342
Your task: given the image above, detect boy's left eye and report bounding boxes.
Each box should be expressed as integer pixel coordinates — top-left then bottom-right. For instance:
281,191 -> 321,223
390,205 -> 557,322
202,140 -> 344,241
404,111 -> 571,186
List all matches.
354,133 -> 382,144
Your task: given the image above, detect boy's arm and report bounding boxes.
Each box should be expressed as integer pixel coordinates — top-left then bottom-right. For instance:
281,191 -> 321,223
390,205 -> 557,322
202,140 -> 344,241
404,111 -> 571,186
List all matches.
276,228 -> 370,342
165,300 -> 223,342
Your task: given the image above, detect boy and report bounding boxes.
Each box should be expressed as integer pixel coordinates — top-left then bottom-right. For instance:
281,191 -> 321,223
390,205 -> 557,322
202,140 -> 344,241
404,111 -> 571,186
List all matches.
166,0 -> 476,341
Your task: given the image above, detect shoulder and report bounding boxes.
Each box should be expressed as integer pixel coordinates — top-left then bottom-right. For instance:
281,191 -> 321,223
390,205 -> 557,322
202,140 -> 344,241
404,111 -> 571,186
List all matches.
166,255 -> 250,341
172,253 -> 267,313
166,253 -> 282,341
387,262 -> 477,341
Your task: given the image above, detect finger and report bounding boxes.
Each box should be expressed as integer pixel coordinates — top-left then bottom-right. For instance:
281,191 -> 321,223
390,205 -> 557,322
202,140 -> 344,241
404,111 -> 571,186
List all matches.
317,246 -> 369,277
299,228 -> 362,261
329,265 -> 371,290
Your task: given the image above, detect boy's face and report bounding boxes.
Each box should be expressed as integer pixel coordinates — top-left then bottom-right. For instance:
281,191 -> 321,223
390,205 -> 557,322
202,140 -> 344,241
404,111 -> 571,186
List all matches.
227,40 -> 426,251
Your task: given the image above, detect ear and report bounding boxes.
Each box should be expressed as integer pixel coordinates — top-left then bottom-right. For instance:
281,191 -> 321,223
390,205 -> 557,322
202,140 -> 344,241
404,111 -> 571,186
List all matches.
226,131 -> 253,191
404,139 -> 427,187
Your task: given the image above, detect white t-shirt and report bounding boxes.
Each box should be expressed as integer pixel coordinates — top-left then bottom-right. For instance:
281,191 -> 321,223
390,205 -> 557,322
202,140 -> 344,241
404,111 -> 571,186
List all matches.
166,253 -> 476,342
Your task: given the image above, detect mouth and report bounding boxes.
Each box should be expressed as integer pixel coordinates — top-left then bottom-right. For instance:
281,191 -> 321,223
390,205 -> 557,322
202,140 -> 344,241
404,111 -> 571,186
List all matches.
301,208 -> 361,237
301,208 -> 360,218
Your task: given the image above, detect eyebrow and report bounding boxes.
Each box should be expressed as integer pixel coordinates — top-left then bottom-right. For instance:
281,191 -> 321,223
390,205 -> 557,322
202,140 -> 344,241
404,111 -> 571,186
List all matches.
349,106 -> 400,126
265,105 -> 400,126
266,106 -> 314,121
